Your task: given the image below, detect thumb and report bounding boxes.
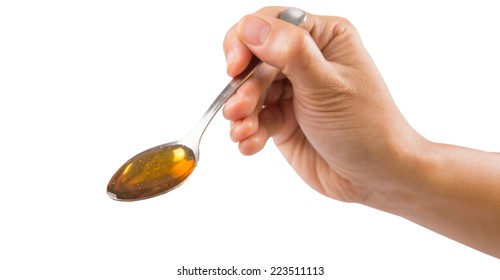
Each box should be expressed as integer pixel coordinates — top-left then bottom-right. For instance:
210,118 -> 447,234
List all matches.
236,14 -> 328,88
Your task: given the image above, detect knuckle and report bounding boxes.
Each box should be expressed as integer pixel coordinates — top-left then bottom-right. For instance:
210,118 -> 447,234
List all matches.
330,16 -> 359,37
334,16 -> 354,29
280,28 -> 311,65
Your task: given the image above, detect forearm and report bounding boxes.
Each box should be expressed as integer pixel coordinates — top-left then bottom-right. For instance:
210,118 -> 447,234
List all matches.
397,141 -> 500,257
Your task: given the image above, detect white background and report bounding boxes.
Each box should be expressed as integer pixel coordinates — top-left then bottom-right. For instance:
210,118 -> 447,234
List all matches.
1,0 -> 499,279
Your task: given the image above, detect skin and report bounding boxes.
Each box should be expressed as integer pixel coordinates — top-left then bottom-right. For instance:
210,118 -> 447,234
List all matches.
222,7 -> 500,258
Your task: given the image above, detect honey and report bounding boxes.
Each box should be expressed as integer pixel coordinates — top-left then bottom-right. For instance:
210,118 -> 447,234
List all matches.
107,144 -> 196,201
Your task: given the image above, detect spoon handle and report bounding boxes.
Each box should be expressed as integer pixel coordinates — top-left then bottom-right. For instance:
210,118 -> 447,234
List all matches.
185,7 -> 306,150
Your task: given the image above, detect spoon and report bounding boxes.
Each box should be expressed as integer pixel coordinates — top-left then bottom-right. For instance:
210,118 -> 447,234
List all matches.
107,7 -> 306,201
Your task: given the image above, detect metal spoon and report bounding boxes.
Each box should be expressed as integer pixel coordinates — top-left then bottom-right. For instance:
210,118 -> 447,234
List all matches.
107,7 -> 306,201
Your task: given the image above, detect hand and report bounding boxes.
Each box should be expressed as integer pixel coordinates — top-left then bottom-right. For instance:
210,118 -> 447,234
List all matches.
223,7 -> 500,258
223,7 -> 423,210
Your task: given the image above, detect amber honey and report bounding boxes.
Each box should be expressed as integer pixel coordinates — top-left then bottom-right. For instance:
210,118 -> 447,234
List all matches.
107,144 -> 196,201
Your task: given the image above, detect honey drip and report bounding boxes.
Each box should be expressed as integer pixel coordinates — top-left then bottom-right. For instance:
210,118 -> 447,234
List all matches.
107,144 -> 196,201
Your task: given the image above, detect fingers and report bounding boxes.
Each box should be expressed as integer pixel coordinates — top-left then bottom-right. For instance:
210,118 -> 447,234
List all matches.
222,7 -> 363,155
223,64 -> 280,143
225,80 -> 295,156
222,7 -> 318,156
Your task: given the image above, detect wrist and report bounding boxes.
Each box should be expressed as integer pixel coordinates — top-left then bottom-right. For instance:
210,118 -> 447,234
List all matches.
362,127 -> 436,218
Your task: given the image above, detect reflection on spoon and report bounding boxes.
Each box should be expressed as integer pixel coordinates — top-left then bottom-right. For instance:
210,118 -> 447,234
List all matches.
107,8 -> 306,201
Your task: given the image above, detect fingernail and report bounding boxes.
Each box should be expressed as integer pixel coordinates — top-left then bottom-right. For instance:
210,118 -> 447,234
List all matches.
226,50 -> 235,69
239,15 -> 271,46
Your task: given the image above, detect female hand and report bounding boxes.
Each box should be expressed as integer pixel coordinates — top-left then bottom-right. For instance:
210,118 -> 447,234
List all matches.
223,7 -> 500,258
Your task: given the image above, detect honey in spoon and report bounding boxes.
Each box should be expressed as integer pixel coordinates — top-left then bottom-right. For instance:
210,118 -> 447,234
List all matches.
107,8 -> 306,201
107,144 -> 195,201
